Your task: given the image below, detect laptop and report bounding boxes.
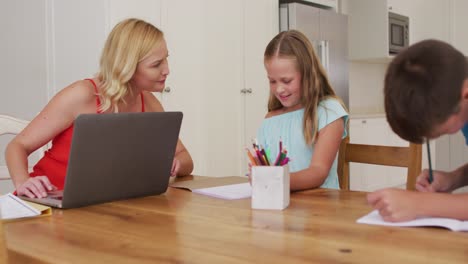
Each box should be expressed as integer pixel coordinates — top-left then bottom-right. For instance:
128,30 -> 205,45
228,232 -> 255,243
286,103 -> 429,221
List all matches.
21,112 -> 183,209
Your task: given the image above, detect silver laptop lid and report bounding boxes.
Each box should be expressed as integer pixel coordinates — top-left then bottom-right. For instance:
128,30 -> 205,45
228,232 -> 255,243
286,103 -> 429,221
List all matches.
60,112 -> 182,208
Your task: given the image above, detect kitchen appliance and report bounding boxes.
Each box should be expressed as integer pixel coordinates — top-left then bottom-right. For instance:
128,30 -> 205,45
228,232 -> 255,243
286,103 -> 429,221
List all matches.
388,12 -> 409,54
279,2 -> 348,107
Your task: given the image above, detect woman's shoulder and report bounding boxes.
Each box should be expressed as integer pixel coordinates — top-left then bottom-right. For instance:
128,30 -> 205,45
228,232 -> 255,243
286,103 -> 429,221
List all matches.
58,79 -> 96,98
51,80 -> 98,112
141,91 -> 164,112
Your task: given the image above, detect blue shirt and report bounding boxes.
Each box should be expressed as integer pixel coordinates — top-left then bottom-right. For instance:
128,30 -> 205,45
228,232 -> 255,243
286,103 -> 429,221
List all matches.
462,123 -> 468,145
257,98 -> 348,189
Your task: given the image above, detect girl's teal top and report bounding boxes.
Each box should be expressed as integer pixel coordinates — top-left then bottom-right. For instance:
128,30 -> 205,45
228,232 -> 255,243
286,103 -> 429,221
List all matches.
257,98 -> 348,189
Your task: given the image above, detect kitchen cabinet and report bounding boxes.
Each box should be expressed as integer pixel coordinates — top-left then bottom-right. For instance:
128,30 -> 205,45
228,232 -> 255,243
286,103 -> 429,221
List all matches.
348,0 -> 450,62
292,0 -> 338,11
349,116 -> 431,191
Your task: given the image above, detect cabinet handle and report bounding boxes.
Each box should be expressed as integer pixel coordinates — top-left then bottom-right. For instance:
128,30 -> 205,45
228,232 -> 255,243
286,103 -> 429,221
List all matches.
361,120 -> 367,124
240,88 -> 252,94
164,87 -> 171,93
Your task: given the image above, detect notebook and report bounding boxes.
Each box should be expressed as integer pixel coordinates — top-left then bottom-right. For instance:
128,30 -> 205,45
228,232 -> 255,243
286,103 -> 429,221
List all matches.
357,210 -> 468,232
20,112 -> 182,209
0,193 -> 51,220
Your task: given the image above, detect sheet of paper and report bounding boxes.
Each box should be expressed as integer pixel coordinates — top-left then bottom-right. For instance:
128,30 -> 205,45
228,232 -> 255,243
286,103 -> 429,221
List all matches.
357,210 -> 468,231
0,193 -> 40,220
170,176 -> 248,191
192,183 -> 252,200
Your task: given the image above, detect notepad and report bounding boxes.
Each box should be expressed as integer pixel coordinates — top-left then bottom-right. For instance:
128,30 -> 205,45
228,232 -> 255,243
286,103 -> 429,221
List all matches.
192,183 -> 252,200
357,210 -> 468,232
0,193 -> 52,220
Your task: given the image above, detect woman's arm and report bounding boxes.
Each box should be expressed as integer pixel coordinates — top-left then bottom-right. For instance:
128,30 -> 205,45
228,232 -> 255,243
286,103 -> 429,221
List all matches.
143,92 -> 194,176
6,80 -> 97,197
173,140 -> 194,176
290,118 -> 345,191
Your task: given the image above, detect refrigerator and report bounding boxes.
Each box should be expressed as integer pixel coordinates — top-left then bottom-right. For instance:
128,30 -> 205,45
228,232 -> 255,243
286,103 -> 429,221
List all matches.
279,2 -> 349,107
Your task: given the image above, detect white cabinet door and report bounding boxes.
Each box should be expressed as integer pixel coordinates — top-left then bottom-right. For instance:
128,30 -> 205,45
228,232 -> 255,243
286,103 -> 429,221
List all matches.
349,117 -> 408,191
161,0 -> 244,176
242,0 -> 278,174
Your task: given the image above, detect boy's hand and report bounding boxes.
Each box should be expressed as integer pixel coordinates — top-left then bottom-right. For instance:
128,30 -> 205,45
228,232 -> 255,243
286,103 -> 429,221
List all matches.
415,169 -> 459,193
367,188 -> 422,222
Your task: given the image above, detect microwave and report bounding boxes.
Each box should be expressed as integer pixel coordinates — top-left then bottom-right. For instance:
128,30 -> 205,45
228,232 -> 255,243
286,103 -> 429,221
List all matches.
388,12 -> 409,54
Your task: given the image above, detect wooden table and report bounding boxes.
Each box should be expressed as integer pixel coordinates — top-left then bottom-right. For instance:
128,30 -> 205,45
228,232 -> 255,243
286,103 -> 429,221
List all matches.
5,176 -> 468,263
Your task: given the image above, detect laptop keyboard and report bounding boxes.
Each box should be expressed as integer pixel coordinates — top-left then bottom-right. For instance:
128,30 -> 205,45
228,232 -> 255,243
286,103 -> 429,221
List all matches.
46,190 -> 64,200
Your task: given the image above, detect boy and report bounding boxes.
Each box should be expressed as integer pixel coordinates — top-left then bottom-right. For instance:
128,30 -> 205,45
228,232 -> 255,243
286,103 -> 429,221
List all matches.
367,39 -> 468,222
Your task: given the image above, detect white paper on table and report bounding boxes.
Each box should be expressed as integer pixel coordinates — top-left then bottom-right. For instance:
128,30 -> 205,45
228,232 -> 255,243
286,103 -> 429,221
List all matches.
357,210 -> 468,232
0,193 -> 40,220
192,183 -> 252,200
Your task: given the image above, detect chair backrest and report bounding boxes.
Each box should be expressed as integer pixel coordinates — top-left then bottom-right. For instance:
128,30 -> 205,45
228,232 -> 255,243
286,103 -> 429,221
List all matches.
0,114 -> 29,135
337,137 -> 422,190
0,114 -> 48,184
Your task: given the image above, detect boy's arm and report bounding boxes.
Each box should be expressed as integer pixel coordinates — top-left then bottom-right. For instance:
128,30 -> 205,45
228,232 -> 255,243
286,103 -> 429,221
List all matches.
368,189 -> 468,222
421,192 -> 468,220
452,162 -> 468,188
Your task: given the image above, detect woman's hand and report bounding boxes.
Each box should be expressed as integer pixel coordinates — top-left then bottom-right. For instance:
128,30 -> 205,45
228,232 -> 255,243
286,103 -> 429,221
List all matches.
171,158 -> 181,177
16,176 -> 57,198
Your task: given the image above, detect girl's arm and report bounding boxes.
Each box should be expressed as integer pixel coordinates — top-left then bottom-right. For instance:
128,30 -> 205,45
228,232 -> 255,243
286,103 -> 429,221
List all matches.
290,118 -> 345,191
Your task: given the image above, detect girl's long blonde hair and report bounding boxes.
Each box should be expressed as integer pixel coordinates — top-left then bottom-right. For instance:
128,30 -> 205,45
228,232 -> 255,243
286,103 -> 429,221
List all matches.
264,30 -> 346,145
97,18 -> 164,112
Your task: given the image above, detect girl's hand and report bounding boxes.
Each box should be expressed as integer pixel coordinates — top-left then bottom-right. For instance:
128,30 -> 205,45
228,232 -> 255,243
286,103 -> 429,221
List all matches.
16,176 -> 57,198
171,158 -> 181,177
415,169 -> 459,193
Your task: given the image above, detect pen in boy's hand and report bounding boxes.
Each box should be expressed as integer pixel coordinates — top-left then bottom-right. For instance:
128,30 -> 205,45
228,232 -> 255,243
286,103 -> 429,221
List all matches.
426,140 -> 433,184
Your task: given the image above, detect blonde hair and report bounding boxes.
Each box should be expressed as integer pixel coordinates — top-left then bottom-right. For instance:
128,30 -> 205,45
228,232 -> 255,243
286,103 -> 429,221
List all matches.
97,18 -> 164,112
264,30 -> 347,145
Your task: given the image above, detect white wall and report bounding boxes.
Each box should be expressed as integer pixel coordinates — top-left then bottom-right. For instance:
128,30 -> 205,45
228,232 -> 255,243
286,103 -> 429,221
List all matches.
0,0 -> 49,168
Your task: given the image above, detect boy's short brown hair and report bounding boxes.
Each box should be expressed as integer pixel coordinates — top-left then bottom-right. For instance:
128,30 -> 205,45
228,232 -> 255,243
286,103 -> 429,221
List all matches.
384,39 -> 468,143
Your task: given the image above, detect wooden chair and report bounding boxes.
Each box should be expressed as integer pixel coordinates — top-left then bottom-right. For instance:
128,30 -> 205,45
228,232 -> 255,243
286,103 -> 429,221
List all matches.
337,137 -> 422,191
0,114 -> 48,193
0,220 -> 7,262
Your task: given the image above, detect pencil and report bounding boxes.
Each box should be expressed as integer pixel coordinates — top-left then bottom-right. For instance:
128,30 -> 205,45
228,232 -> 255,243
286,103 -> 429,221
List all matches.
426,140 -> 433,183
246,148 -> 257,166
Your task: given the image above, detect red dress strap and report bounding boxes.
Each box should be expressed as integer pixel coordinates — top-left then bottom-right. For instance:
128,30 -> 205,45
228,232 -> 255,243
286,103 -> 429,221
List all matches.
140,93 -> 145,112
85,78 -> 102,113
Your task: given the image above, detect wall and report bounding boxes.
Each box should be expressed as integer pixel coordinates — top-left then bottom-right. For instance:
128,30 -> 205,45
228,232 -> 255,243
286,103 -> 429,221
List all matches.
0,0 -> 49,168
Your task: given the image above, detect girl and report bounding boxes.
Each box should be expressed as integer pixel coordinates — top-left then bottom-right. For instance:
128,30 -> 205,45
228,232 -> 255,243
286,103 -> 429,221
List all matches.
257,30 -> 348,191
6,18 -> 193,199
